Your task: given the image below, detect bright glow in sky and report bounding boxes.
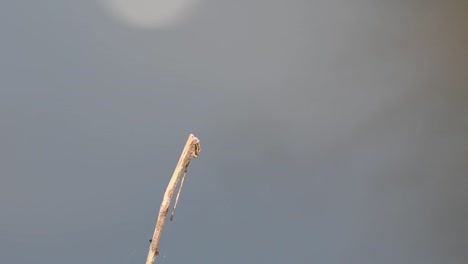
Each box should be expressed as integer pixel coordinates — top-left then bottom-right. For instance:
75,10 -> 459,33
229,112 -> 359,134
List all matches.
101,0 -> 197,28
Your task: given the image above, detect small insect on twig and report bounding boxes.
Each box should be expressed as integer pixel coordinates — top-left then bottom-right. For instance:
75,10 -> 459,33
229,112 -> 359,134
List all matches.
145,134 -> 201,264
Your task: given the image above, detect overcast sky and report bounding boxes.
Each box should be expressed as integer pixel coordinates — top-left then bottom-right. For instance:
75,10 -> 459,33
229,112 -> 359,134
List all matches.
1,1 -> 467,263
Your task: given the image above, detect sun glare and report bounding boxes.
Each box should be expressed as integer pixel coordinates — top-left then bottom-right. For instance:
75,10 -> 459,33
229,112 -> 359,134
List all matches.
100,0 -> 197,29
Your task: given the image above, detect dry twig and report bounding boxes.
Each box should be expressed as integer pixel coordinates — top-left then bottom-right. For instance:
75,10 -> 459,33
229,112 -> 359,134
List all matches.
145,134 -> 201,264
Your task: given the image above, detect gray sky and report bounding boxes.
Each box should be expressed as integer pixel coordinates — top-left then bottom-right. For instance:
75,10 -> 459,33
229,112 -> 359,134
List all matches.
1,1 -> 467,263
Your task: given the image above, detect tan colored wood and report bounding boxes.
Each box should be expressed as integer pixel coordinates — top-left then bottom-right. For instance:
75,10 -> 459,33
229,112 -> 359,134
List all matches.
145,134 -> 201,264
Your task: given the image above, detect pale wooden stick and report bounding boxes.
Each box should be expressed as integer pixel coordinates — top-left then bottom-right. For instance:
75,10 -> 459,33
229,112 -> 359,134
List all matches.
170,163 -> 188,221
145,134 -> 201,264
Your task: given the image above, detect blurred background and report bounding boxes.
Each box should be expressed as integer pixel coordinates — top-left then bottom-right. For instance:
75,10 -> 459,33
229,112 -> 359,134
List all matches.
1,1 -> 467,263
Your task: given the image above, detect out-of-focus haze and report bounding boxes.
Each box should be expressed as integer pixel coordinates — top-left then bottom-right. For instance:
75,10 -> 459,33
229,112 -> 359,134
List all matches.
1,1 -> 467,263
100,0 -> 198,29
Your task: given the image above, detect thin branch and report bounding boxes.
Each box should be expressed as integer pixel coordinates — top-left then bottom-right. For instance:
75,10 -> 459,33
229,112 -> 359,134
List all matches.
145,134 -> 201,264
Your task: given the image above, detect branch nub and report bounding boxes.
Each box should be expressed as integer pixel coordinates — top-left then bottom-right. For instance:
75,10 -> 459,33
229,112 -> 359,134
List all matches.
191,138 -> 201,158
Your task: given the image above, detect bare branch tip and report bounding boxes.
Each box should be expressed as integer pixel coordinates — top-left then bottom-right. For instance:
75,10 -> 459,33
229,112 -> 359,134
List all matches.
190,135 -> 201,158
